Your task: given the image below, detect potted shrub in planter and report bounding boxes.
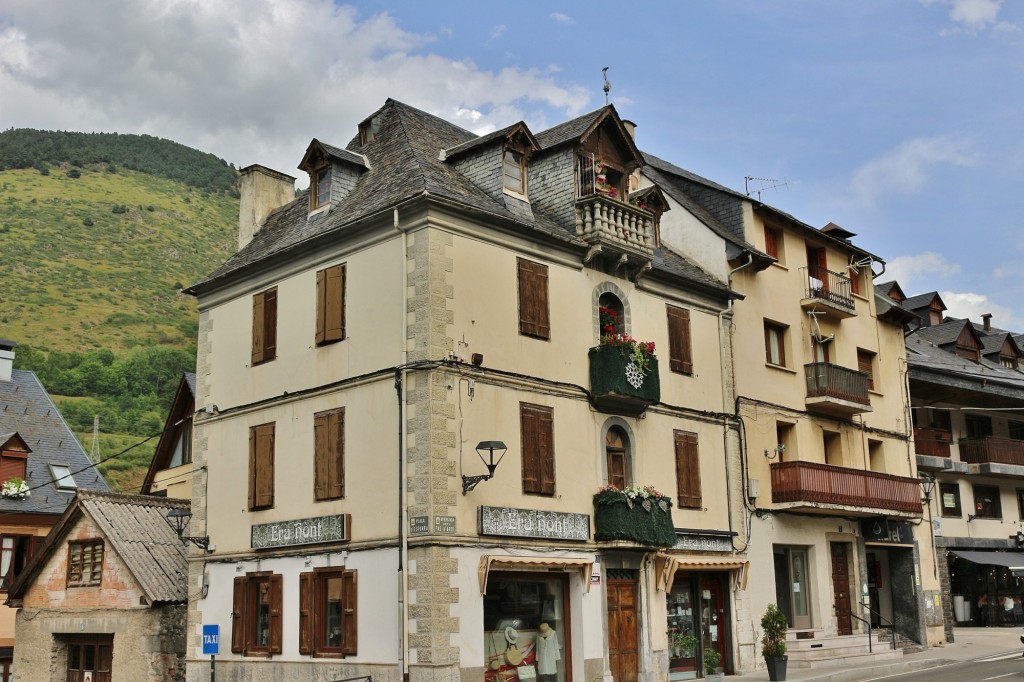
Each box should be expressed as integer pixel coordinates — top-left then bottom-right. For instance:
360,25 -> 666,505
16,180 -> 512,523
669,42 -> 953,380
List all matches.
761,603 -> 789,681
703,647 -> 723,681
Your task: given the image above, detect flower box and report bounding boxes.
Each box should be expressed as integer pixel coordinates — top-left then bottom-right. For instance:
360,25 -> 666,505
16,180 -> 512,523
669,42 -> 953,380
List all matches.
589,344 -> 660,416
593,486 -> 676,547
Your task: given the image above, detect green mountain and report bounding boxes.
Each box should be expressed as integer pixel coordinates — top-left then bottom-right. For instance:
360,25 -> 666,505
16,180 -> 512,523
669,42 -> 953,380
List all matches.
0,130 -> 241,491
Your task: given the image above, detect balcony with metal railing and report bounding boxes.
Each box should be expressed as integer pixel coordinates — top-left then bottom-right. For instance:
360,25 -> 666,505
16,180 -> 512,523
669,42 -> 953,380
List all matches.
804,362 -> 872,416
800,267 -> 857,318
770,461 -> 922,515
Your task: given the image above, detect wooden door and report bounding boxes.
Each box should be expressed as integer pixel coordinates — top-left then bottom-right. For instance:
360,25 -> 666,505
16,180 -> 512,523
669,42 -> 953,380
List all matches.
831,542 -> 852,635
607,578 -> 639,682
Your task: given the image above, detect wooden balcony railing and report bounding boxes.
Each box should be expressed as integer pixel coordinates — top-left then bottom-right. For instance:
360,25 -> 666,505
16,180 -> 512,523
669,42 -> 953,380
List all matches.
958,436 -> 1024,466
804,362 -> 870,406
575,194 -> 655,260
913,427 -> 952,458
771,461 -> 921,513
801,266 -> 856,313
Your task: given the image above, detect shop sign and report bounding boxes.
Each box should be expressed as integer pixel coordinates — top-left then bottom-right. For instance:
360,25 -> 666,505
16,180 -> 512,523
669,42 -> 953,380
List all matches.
479,505 -> 590,541
251,513 -> 350,549
861,518 -> 913,545
673,533 -> 733,553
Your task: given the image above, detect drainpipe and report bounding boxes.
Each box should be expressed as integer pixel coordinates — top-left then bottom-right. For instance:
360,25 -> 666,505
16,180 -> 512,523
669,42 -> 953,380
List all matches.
395,207 -> 410,682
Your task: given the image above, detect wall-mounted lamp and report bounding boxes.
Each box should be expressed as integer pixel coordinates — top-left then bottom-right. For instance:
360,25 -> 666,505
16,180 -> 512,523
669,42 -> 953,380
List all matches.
462,440 -> 507,495
165,508 -> 212,552
919,473 -> 936,504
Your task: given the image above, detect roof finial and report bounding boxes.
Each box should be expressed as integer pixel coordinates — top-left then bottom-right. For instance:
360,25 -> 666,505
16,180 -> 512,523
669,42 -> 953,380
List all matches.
602,67 -> 611,105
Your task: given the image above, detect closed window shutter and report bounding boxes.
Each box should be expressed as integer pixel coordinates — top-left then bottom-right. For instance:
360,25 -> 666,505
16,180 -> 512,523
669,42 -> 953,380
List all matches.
858,351 -> 874,391
313,413 -> 330,501
264,288 -> 277,360
0,454 -> 26,482
317,265 -> 346,345
231,576 -> 245,654
342,570 -> 358,656
674,430 -> 701,508
250,424 -> 275,509
252,293 -> 265,365
517,259 -> 550,339
764,227 -> 778,258
269,573 -> 283,654
314,409 -> 345,500
521,403 -> 554,496
331,409 -> 345,499
298,572 -> 313,654
667,305 -> 693,374
316,269 -> 326,345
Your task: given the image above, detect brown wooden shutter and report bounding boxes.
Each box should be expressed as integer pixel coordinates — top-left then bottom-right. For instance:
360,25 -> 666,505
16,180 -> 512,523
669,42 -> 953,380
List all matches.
251,293 -> 265,365
517,258 -> 550,340
764,227 -> 778,259
667,305 -> 693,375
313,412 -> 330,501
520,403 -> 554,496
538,408 -> 554,495
331,409 -> 345,499
0,455 -> 26,482
316,269 -> 326,345
231,576 -> 245,654
248,428 -> 256,510
250,424 -> 275,509
263,288 -> 277,360
342,570 -> 358,656
520,404 -> 540,494
858,350 -> 874,391
325,265 -> 345,343
298,571 -> 313,655
269,573 -> 283,654
674,430 -> 701,509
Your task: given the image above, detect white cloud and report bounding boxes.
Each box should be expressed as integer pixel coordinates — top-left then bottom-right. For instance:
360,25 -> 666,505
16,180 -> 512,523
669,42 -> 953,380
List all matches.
0,0 -> 590,179
939,290 -> 1016,328
551,13 -> 574,25
920,0 -> 1013,33
850,136 -> 975,205
490,24 -> 507,40
884,252 -> 961,293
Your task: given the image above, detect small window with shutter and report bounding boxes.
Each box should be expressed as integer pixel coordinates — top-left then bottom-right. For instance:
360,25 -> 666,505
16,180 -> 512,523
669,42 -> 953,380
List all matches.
857,348 -> 876,391
313,408 -> 344,501
667,305 -> 693,375
299,568 -> 358,657
764,225 -> 783,262
252,287 -> 278,365
316,264 -> 346,346
517,258 -> 550,340
674,430 -> 701,509
249,423 -> 275,511
232,572 -> 283,656
520,403 -> 555,496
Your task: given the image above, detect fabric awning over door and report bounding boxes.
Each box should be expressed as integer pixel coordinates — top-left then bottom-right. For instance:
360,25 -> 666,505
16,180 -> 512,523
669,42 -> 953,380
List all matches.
478,555 -> 593,594
950,549 -> 1024,576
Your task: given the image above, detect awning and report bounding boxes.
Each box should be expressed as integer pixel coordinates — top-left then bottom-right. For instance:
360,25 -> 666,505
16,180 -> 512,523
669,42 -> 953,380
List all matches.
950,550 -> 1024,575
478,555 -> 593,594
655,554 -> 750,592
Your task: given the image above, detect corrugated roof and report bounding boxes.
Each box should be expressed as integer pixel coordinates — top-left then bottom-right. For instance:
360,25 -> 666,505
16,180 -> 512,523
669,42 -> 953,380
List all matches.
0,369 -> 109,516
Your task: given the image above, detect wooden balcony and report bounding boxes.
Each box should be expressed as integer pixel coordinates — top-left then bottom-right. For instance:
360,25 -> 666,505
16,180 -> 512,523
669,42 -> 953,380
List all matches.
959,436 -> 1024,467
913,427 -> 952,458
804,362 -> 871,416
770,461 -> 922,514
800,267 -> 856,318
575,193 -> 655,267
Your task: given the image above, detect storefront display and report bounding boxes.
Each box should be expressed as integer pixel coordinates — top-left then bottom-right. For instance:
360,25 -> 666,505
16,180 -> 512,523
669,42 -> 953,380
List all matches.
484,573 -> 568,682
667,578 -> 698,681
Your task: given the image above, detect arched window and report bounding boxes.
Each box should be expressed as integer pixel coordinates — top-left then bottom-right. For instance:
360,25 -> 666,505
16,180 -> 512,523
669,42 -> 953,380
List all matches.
606,426 -> 630,490
599,292 -> 625,338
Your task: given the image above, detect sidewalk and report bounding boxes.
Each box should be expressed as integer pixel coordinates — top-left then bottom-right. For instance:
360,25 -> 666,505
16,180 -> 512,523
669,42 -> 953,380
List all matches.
735,626 -> 1023,680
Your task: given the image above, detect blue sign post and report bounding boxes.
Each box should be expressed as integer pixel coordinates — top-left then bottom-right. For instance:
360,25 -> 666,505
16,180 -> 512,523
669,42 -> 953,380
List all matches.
202,624 -> 219,682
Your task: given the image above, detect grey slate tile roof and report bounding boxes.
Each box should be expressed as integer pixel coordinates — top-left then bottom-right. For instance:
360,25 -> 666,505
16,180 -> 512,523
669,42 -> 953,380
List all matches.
915,319 -> 972,347
443,122 -> 531,160
907,332 -> 1024,390
0,369 -> 109,516
534,107 -> 607,150
901,291 -> 943,312
316,140 -> 369,169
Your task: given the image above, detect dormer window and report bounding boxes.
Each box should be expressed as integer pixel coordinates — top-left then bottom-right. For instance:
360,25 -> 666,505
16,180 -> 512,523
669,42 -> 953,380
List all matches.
503,149 -> 525,195
312,167 -> 331,210
0,434 -> 29,485
359,115 -> 381,145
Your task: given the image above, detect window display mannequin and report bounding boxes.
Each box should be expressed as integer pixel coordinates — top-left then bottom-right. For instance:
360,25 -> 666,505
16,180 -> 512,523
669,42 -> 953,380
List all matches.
536,622 -> 560,681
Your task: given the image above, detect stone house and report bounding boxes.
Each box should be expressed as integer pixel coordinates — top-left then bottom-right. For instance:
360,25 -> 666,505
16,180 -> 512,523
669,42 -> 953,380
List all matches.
7,491 -> 188,682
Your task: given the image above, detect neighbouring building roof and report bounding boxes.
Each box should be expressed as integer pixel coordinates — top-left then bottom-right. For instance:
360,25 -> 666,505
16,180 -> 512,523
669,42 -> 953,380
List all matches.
915,319 -> 976,348
901,291 -> 945,314
141,372 -> 196,495
8,491 -> 188,605
0,369 -> 109,515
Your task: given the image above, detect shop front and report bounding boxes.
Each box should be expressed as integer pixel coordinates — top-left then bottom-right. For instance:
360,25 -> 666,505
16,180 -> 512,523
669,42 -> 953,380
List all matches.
948,549 -> 1024,627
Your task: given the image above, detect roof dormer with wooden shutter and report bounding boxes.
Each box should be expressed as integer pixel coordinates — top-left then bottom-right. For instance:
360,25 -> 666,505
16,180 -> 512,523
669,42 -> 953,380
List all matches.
298,139 -> 369,217
0,433 -> 30,484
443,122 -> 540,219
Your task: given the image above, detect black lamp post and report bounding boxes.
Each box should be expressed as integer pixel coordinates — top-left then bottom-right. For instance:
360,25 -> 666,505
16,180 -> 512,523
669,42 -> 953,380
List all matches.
462,440 -> 507,495
919,473 -> 936,504
165,507 -> 212,552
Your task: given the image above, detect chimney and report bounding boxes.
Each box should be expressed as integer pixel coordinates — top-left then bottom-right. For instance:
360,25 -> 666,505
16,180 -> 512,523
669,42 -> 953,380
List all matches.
621,119 -> 637,141
238,165 -> 297,251
982,313 -> 992,332
0,340 -> 16,383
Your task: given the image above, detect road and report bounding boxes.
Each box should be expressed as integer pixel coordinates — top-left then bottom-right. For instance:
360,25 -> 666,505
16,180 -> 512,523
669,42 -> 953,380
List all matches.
861,651 -> 1024,681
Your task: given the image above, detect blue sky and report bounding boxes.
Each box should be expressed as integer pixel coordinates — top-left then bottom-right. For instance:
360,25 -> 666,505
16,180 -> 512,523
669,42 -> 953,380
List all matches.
2,0 -> 1023,327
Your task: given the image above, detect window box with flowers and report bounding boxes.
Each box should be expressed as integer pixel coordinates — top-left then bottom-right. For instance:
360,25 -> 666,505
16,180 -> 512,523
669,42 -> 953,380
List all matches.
594,485 -> 676,546
1,478 -> 30,499
590,307 -> 660,415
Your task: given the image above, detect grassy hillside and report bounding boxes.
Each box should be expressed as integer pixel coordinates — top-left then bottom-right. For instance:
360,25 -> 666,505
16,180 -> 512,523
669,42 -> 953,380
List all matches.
0,133 -> 241,492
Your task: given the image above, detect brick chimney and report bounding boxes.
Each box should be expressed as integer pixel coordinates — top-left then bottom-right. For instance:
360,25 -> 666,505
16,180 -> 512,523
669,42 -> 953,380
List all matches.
982,313 -> 992,332
238,165 -> 296,251
0,340 -> 16,383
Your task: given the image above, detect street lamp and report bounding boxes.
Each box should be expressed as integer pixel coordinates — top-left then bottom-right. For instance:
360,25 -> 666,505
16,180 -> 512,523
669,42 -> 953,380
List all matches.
919,473 -> 936,504
462,441 -> 507,495
165,508 -> 212,552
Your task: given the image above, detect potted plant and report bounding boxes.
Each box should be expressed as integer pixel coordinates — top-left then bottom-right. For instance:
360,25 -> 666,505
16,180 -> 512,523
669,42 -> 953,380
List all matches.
703,647 -> 723,681
668,632 -> 697,659
1,477 -> 30,499
761,603 -> 789,681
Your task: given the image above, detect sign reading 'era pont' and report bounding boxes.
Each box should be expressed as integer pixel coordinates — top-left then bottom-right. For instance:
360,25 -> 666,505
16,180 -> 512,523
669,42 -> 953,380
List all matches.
251,513 -> 350,550
479,506 -> 590,541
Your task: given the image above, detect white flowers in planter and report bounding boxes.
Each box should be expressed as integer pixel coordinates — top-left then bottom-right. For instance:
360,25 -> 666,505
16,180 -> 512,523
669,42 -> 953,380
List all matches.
1,477 -> 31,499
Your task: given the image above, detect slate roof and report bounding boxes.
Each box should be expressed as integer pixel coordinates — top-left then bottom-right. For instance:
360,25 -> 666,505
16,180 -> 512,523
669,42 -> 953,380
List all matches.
915,319 -> 973,347
901,291 -> 944,312
0,369 -> 109,515
316,140 -> 369,169
534,107 -> 607,150
8,491 -> 188,604
906,332 -> 1024,391
443,122 -> 537,160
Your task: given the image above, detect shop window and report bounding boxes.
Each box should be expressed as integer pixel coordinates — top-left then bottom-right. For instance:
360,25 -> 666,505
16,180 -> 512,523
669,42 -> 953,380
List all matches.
605,426 -> 630,490
249,423 -> 275,510
251,287 -> 278,366
972,485 -> 1001,519
0,535 -> 37,591
316,264 -> 346,346
299,568 -> 357,657
232,572 -> 283,656
67,540 -> 103,588
483,572 -> 568,682
940,483 -> 962,517
518,258 -> 550,340
65,635 -> 112,682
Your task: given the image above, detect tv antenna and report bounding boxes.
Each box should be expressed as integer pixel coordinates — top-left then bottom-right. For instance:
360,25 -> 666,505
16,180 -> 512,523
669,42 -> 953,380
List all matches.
806,309 -> 834,345
91,415 -> 100,463
602,67 -> 611,105
744,176 -> 788,202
